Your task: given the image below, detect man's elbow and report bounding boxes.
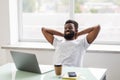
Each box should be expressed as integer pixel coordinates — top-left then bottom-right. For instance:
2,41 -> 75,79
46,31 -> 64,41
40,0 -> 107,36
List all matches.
96,25 -> 101,32
41,27 -> 47,32
97,25 -> 101,29
41,27 -> 45,31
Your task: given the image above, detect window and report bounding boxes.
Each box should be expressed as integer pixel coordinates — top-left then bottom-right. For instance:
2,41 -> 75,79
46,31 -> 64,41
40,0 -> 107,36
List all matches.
74,0 -> 120,44
19,0 -> 70,42
19,0 -> 120,44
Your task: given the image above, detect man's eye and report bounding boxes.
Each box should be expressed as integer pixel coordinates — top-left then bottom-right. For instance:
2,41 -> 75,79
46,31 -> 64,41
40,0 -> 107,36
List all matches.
69,28 -> 72,29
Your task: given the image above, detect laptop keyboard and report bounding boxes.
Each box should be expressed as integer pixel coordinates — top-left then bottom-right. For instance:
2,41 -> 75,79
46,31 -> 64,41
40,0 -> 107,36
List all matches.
39,65 -> 54,73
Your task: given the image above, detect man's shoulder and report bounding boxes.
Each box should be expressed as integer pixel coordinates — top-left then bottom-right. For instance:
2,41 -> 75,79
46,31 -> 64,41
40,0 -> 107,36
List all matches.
54,36 -> 64,42
76,35 -> 86,41
53,36 -> 64,46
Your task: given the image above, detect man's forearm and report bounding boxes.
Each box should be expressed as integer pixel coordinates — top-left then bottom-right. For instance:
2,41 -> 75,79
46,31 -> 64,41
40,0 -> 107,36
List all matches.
77,25 -> 100,37
42,27 -> 64,37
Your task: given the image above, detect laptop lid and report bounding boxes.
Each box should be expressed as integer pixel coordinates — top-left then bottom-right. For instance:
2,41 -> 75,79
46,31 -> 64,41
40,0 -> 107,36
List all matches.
10,51 -> 53,74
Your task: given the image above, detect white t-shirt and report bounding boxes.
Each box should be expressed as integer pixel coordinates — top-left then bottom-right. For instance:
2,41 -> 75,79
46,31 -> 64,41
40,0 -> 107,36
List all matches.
53,36 -> 90,67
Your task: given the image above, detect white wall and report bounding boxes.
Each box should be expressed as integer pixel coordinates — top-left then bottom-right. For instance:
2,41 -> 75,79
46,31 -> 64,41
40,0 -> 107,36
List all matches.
0,0 -> 10,65
84,51 -> 120,80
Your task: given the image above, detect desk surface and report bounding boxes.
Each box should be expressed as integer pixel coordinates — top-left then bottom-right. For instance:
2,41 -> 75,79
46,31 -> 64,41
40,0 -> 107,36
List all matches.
0,63 -> 106,80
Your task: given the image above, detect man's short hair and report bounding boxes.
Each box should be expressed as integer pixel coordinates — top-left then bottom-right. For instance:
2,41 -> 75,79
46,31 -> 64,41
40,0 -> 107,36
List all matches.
65,20 -> 78,30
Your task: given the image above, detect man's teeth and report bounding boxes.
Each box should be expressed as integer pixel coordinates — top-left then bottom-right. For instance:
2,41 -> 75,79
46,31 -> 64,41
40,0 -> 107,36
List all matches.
66,32 -> 70,34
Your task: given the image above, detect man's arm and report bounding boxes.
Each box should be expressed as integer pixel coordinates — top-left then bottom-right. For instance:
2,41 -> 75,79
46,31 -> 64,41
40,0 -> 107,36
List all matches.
41,27 -> 64,44
76,25 -> 101,44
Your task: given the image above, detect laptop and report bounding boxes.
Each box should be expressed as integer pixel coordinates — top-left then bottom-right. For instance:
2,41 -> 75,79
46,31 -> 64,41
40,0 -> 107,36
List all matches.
10,51 -> 54,74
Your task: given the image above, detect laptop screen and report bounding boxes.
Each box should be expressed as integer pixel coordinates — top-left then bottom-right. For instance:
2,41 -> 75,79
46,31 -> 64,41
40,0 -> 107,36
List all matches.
11,51 -> 42,73
10,51 -> 54,74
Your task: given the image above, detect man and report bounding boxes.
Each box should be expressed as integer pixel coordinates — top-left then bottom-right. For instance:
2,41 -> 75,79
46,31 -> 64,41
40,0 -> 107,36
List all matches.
41,20 -> 100,67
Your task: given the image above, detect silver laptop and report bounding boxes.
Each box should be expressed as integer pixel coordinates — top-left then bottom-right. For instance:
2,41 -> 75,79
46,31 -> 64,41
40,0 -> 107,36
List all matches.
10,51 -> 54,74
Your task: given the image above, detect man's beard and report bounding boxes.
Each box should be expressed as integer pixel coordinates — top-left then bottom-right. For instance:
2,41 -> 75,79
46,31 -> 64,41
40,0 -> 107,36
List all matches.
64,31 -> 75,40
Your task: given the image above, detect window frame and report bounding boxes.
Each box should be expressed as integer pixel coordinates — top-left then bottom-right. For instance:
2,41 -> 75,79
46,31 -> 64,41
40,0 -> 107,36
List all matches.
17,0 -> 120,45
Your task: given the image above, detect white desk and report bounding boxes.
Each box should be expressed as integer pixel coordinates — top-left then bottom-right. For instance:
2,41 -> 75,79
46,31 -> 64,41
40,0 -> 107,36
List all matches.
0,63 -> 107,80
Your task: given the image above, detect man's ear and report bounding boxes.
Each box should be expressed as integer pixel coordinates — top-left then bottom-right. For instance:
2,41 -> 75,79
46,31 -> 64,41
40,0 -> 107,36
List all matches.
75,29 -> 78,39
76,29 -> 78,33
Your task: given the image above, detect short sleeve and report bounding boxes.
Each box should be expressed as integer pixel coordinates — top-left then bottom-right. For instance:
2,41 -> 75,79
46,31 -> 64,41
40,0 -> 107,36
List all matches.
83,35 -> 90,49
53,37 -> 61,48
78,35 -> 90,50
